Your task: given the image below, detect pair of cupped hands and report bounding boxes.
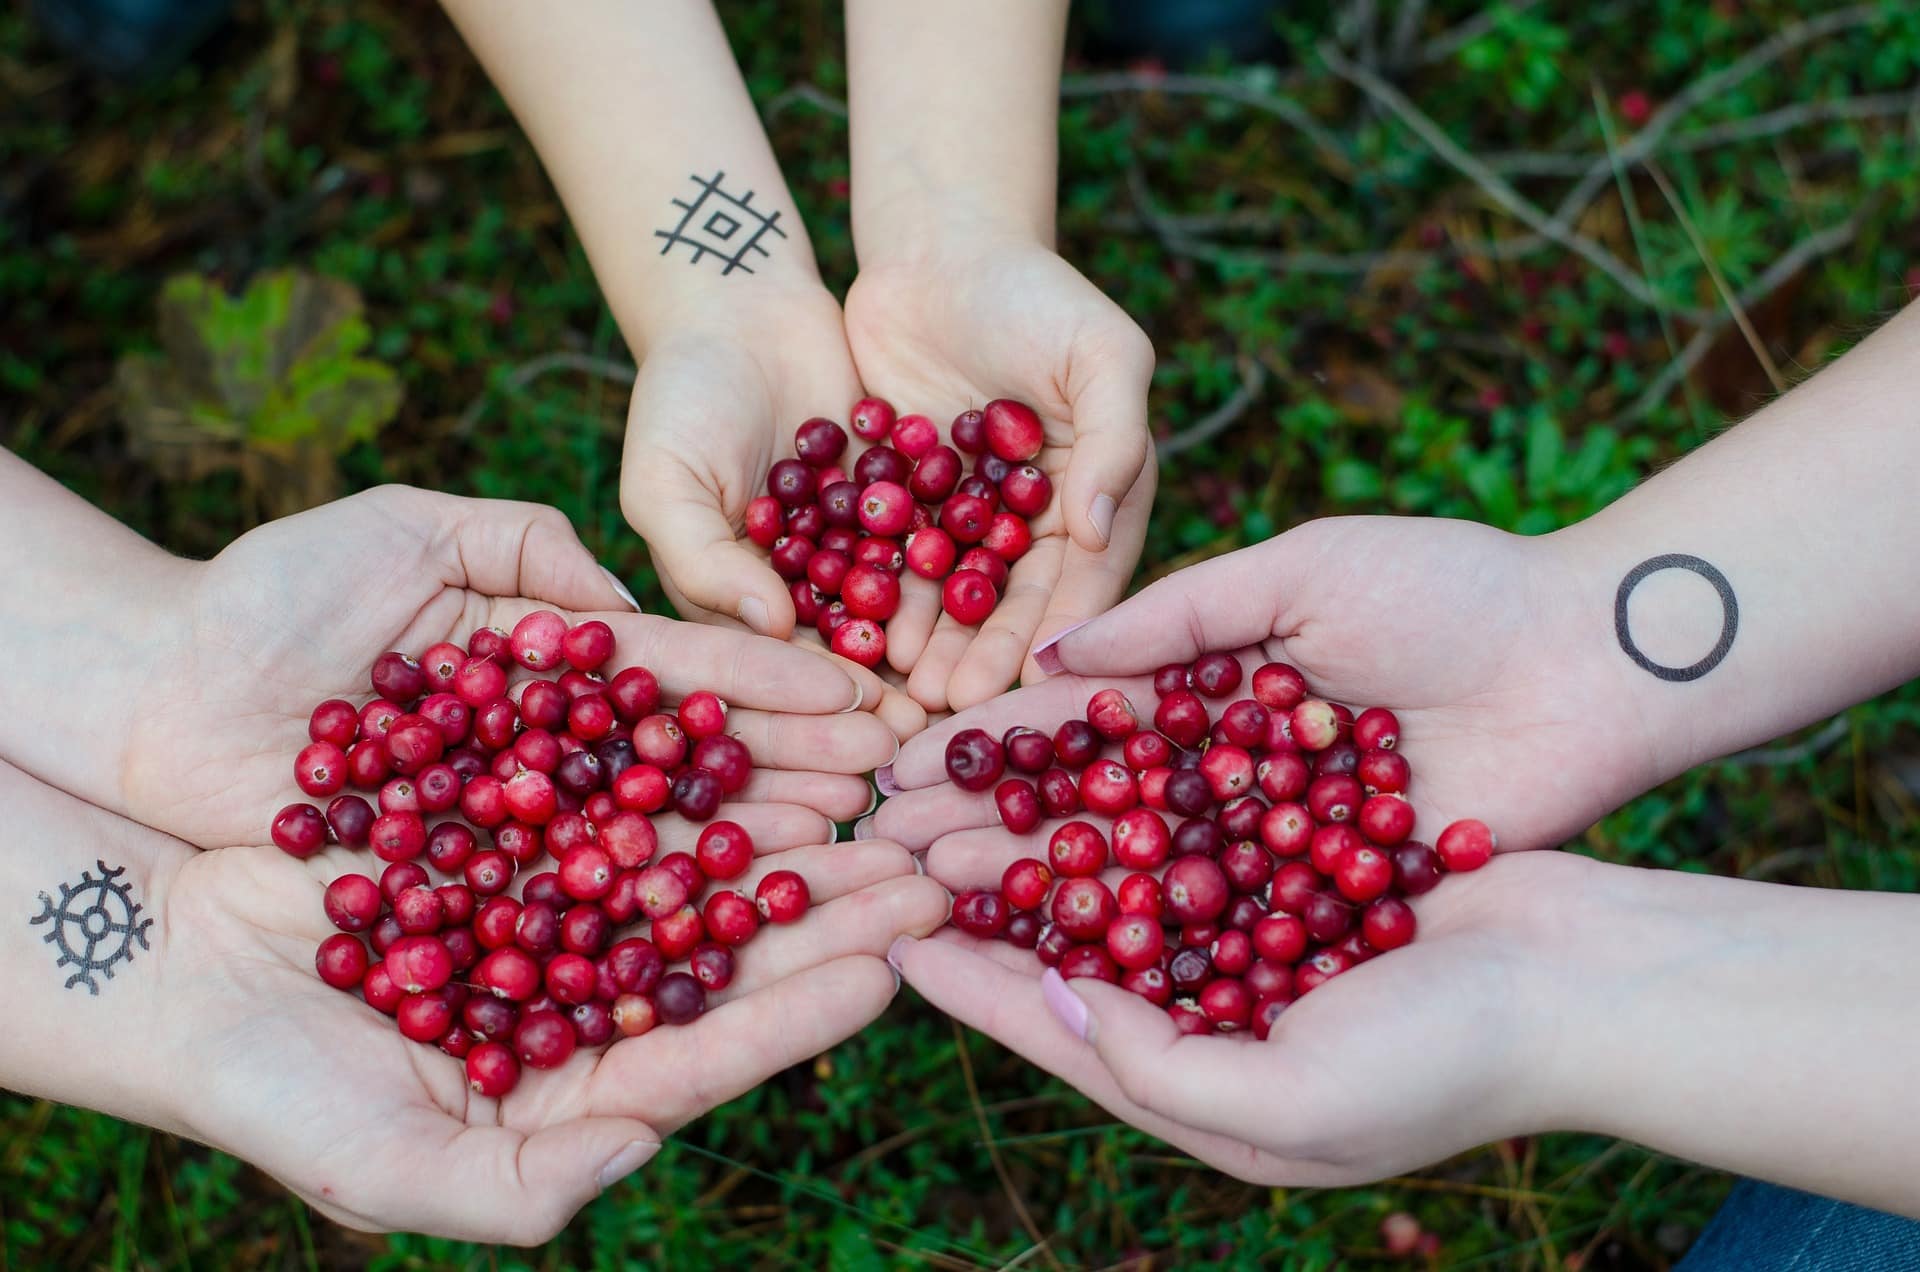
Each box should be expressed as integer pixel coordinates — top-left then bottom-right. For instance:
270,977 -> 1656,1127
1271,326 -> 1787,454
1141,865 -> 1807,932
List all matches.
90,471 -> 1658,1244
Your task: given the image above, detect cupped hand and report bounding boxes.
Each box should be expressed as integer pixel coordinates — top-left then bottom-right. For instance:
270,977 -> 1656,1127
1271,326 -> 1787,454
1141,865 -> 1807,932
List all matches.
620,284 -> 927,739
119,484 -> 903,848
161,823 -> 948,1242
875,516 -> 1654,858
843,233 -> 1156,714
889,849 -> 1589,1186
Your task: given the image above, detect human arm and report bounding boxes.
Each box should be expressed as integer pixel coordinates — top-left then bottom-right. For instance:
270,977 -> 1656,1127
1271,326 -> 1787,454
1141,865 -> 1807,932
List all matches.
841,0 -> 1157,712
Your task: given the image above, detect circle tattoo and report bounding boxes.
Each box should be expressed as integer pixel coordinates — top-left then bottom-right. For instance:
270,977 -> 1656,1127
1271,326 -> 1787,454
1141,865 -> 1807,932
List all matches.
1614,554 -> 1738,682
30,860 -> 152,995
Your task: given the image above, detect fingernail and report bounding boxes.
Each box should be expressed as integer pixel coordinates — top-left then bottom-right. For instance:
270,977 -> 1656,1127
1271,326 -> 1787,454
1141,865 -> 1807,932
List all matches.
739,596 -> 770,634
911,851 -> 926,876
862,785 -> 880,817
595,1141 -> 652,1193
1031,619 -> 1093,677
599,567 -> 642,613
840,680 -> 865,713
853,815 -> 875,841
1041,968 -> 1094,1043
875,764 -> 901,797
887,935 -> 913,979
1088,493 -> 1117,546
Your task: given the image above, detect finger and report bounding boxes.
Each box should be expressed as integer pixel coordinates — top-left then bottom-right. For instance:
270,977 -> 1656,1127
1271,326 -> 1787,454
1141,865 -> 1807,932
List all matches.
605,616 -> 862,714
1025,467 -> 1154,683
647,803 -> 834,862
886,672 -> 1158,789
785,629 -> 930,740
1032,546 -> 1288,679
344,1112 -> 659,1245
712,872 -> 951,1004
1058,325 -> 1154,552
944,539 -> 1064,712
722,836 -> 924,907
924,823 -> 1072,890
591,955 -> 900,1134
885,571 -> 946,677
733,769 -> 875,821
891,933 -> 1290,1183
721,707 -> 899,776
904,612 -> 979,714
621,456 -> 795,639
871,783 -> 998,852
396,488 -> 631,615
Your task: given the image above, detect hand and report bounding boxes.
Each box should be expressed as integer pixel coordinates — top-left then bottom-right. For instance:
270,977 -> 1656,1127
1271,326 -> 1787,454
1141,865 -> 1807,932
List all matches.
874,516 -> 1655,857
843,232 -> 1156,713
887,850 -> 1584,1185
115,484 -> 901,848
53,770 -> 948,1242
619,285 -> 929,739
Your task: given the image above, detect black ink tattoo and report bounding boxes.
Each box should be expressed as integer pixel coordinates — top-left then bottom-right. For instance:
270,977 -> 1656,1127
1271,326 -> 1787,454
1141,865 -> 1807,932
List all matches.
31,861 -> 152,994
654,171 -> 787,275
1614,554 -> 1739,682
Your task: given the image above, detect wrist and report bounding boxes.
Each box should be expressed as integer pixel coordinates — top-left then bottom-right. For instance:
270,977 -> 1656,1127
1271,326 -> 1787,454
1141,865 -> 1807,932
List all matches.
852,176 -> 1054,270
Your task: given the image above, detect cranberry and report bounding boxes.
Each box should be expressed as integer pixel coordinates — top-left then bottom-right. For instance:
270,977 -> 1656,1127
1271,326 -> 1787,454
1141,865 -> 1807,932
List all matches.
292,741 -> 347,799
567,694 -> 616,742
1295,948 -> 1353,995
1161,856 -> 1227,924
789,415 -> 846,466
1362,896 -> 1418,952
1248,663 -> 1305,711
1080,760 -> 1138,816
361,962 -> 401,1015
370,651 -> 426,704
827,617 -> 885,668
1189,652 -> 1243,699
612,994 -> 659,1038
1113,874 -> 1161,921
1306,773 -> 1363,824
1047,821 -> 1109,878
657,852 -> 705,895
318,794 -> 371,847
1219,839 -> 1275,893
465,850 -> 515,897
1050,877 -> 1119,942
1156,769 -> 1207,819
1003,912 -> 1041,948
1119,731 -> 1168,771
606,937 -> 664,996
980,514 -> 1031,563
1290,700 -> 1342,751
807,549 -> 850,597
1171,816 -> 1223,860
745,495 -> 785,548
952,890 -> 1011,939
1352,706 -> 1400,751
631,714 -> 687,769
1310,823 -> 1364,876
1041,722 -> 1093,772
1256,752 -> 1311,804
1001,858 -> 1054,911
756,869 -> 811,923
956,547 -> 1009,592
607,665 -> 662,723
309,698 -> 359,749
1102,808 -> 1165,871
315,933 -> 369,989
270,803 -> 327,858
705,890 -> 761,946
1216,796 -> 1264,843
513,1010 -> 577,1070
1210,928 -> 1254,977
1313,741 -> 1360,778
654,971 -> 708,1024
1033,923 -> 1074,967
385,935 -> 454,995
981,399 -> 1044,461
1059,945 -> 1119,983
1153,691 -> 1210,749
1168,946 -> 1213,991
941,569 -> 997,625
1198,745 -> 1256,802
938,494 -> 994,547
1300,892 -> 1353,944
1334,844 -> 1393,903
999,464 -> 1052,517
939,728 -> 1003,792
982,777 -> 1037,833
949,407 -> 986,454
1436,818 -> 1496,871
1390,841 -> 1443,895
1105,914 -> 1165,970
464,995 -> 518,1041
1037,768 -> 1081,818
850,396 -> 895,442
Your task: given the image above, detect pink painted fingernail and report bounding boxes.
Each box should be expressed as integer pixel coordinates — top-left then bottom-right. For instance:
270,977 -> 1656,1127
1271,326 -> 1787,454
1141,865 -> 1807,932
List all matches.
1089,493 -> 1116,546
1031,619 -> 1093,677
875,764 -> 901,797
887,935 -> 913,978
1041,968 -> 1094,1042
853,815 -> 875,841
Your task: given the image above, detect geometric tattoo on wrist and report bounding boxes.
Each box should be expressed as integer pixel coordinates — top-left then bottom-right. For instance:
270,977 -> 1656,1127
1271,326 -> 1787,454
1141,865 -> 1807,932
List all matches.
1614,553 -> 1739,682
654,170 -> 787,276
31,861 -> 152,994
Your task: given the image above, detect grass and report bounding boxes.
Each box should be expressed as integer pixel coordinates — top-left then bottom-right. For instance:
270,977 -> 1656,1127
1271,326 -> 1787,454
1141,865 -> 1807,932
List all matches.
5,0 -> 1920,1266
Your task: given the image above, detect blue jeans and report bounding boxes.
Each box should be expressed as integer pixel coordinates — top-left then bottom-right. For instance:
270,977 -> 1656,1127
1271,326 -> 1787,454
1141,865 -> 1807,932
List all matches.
1680,1182 -> 1920,1271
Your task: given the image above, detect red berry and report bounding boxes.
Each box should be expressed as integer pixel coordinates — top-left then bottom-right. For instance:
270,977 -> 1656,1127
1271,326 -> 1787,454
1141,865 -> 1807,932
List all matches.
952,890 -> 1011,939
1189,652 -> 1243,698
271,803 -> 327,858
631,714 -> 687,768
386,935 -> 454,994
1111,807 -> 1172,870
1079,759 -> 1138,816
1050,877 -> 1119,942
515,1010 -> 577,1070
704,890 -> 761,945
1085,689 -> 1138,740
941,569 -> 997,625
653,971 -> 708,1024
1116,872 -> 1163,919
999,464 -> 1052,517
850,396 -> 895,442
825,617 -> 883,668
466,1042 -> 521,1098
509,611 -> 568,672
1357,748 -> 1410,795
1301,892 -> 1354,944
316,933 -> 369,989
309,698 -> 359,749
995,779 -> 1043,834
1048,821 -> 1109,878
1153,691 -> 1210,749
1363,896 -> 1418,951
1391,841 -> 1443,895
1436,818 -> 1495,871
795,416 -> 849,466
612,994 -> 659,1038
1198,978 -> 1252,1032
1059,944 -> 1119,983
1289,700 -> 1341,751
982,399 -> 1044,462
944,728 -> 1006,791
1164,856 -> 1229,924
1001,858 -> 1054,911
755,869 -> 811,922
855,480 -> 912,538
889,413 -> 938,459
1198,744 -> 1256,802
560,620 -> 615,673
1352,706 -> 1400,751
1307,773 -> 1363,824
938,494 -> 994,545
1357,794 -> 1415,846
1105,913 -> 1164,970
745,495 -> 785,548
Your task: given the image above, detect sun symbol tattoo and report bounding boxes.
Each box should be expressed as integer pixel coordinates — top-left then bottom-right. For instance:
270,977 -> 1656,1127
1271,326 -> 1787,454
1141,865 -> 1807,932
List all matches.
31,861 -> 153,995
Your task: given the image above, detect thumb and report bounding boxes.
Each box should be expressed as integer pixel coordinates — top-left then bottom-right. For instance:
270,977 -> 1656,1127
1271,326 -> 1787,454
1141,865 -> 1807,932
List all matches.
621,456 -> 797,638
401,487 -> 635,613
1040,969 -> 1259,1142
1033,540 -> 1291,678
1059,324 -> 1154,552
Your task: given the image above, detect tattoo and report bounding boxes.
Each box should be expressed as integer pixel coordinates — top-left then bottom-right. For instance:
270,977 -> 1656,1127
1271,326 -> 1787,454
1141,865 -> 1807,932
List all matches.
1614,554 -> 1739,682
654,171 -> 788,275
30,861 -> 152,994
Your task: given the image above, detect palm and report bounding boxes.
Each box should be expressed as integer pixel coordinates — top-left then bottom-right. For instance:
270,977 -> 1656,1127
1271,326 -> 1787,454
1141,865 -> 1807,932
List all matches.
880,517 -> 1647,858
166,830 -> 943,1241
892,851 -> 1582,1187
844,243 -> 1154,712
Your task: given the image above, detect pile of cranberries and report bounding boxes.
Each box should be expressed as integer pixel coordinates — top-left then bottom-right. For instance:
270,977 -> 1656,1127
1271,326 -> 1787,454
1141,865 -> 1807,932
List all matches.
271,611 -> 812,1099
744,398 -> 1052,668
941,655 -> 1493,1038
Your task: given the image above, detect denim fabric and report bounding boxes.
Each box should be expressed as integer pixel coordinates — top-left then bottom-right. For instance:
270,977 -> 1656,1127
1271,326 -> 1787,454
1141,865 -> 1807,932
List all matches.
1679,1181 -> 1920,1271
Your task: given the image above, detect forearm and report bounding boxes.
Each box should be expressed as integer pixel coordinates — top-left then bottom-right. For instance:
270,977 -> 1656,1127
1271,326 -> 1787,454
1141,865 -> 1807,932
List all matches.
0,757 -> 187,1131
0,451 -> 195,805
442,0 -> 825,351
1553,300 -> 1920,779
1551,863 -> 1920,1217
846,0 -> 1068,260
